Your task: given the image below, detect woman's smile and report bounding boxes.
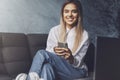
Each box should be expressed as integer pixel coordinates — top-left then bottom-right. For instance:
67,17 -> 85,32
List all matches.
63,3 -> 78,28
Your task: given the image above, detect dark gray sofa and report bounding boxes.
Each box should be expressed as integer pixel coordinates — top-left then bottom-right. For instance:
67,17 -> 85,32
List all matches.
0,33 -> 94,80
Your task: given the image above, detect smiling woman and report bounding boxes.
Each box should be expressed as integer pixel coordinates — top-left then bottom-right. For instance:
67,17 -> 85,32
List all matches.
63,3 -> 78,28
16,0 -> 90,80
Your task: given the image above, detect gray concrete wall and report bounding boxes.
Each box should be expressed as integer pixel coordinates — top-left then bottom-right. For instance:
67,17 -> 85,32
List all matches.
0,0 -> 65,33
81,0 -> 120,42
0,0 -> 120,42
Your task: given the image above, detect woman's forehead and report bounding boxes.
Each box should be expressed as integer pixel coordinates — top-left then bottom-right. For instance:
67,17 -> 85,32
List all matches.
64,3 -> 77,10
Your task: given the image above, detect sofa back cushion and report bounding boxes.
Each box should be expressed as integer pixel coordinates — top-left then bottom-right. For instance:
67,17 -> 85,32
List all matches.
84,43 -> 95,72
27,34 -> 48,59
0,33 -> 31,77
0,34 -> 7,75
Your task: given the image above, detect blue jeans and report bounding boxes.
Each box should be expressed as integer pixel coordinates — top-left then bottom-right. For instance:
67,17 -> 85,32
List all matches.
27,50 -> 87,80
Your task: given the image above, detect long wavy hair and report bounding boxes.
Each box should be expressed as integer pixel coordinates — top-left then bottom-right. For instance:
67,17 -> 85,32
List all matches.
59,0 -> 84,53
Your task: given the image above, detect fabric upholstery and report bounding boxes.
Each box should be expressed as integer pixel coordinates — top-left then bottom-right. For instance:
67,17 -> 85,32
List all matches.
84,43 -> 95,72
0,33 -> 94,80
27,34 -> 48,59
0,33 -> 31,78
0,75 -> 12,80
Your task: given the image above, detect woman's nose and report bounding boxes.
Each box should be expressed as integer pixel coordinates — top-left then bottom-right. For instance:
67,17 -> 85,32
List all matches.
68,12 -> 72,16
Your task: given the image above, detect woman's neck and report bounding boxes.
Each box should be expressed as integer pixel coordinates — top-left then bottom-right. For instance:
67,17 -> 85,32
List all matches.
66,23 -> 77,29
66,25 -> 74,29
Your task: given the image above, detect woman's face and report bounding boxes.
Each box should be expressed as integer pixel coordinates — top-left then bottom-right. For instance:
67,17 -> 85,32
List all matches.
63,3 -> 78,28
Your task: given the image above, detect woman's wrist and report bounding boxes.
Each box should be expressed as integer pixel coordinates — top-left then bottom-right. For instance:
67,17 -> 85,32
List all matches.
68,55 -> 74,64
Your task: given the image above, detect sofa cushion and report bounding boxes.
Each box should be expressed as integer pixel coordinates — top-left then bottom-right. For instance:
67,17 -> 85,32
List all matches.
0,75 -> 12,80
0,33 -> 94,80
0,33 -> 31,77
0,34 -> 8,74
84,43 -> 95,72
27,34 -> 48,59
0,52 -> 8,74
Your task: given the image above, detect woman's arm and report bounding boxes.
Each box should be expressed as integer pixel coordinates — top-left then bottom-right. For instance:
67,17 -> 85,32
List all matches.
46,28 -> 58,53
72,39 -> 90,68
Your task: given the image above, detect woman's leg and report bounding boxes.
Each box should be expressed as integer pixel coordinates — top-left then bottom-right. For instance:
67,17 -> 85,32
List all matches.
40,63 -> 55,80
28,50 -> 87,80
27,50 -> 56,80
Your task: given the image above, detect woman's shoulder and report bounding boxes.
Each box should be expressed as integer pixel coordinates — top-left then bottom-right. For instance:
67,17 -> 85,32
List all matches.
49,25 -> 60,35
50,25 -> 60,31
83,29 -> 89,36
83,29 -> 89,40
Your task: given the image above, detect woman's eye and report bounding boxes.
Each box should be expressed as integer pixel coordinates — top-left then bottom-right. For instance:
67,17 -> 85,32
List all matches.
64,10 -> 69,13
64,9 -> 78,13
72,10 -> 77,13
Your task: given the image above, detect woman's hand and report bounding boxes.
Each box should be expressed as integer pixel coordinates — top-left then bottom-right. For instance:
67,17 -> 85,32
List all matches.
54,47 -> 74,64
63,48 -> 74,64
54,46 -> 66,56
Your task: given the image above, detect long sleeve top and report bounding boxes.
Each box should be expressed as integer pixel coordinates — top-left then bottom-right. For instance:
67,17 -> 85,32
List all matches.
46,25 -> 89,68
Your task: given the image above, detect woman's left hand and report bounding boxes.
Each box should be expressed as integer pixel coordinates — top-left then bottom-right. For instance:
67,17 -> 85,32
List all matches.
62,48 -> 74,64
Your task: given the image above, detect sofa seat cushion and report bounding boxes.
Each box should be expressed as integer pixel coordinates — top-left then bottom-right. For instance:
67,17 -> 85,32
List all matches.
0,33 -> 31,77
74,72 -> 94,80
0,75 -> 12,80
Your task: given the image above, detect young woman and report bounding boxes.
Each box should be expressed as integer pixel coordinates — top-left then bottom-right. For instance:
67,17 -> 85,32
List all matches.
16,0 -> 89,80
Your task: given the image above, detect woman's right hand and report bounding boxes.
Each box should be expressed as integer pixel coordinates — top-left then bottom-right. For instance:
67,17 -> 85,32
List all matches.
54,47 -> 74,63
54,46 -> 66,56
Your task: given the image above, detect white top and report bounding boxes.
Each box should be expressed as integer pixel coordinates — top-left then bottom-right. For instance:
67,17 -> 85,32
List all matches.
46,25 -> 89,68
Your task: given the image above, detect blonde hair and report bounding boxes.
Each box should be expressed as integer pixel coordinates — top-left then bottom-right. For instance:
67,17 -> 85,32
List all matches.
59,0 -> 84,53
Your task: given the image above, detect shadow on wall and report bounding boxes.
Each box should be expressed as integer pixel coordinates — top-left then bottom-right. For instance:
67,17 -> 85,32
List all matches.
81,0 -> 120,43
116,8 -> 120,37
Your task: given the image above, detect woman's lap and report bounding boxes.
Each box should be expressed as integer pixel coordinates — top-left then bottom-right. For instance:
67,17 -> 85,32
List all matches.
29,50 -> 87,79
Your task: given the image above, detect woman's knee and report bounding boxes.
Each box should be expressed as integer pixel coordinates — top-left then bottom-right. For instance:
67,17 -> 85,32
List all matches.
32,50 -> 46,61
35,50 -> 47,57
42,63 -> 53,71
37,50 -> 46,54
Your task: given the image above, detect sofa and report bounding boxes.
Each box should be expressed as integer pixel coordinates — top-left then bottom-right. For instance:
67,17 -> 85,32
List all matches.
0,33 -> 95,80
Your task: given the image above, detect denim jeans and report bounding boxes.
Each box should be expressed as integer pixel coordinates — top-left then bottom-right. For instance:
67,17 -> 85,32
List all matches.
27,50 -> 87,80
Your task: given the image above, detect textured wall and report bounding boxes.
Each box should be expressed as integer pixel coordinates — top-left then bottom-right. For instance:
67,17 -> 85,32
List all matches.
0,0 -> 119,42
81,0 -> 120,42
0,0 -> 65,33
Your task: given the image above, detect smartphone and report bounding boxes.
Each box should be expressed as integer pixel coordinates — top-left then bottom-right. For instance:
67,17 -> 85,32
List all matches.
58,42 -> 68,48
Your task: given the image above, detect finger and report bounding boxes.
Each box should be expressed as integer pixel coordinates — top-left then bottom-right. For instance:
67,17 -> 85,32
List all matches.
64,55 -> 69,59
55,47 -> 69,52
54,47 -> 64,53
56,53 -> 65,56
54,46 -> 58,52
66,53 -> 70,56
54,47 -> 65,51
58,48 -> 69,52
55,49 -> 65,53
64,53 -> 70,59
